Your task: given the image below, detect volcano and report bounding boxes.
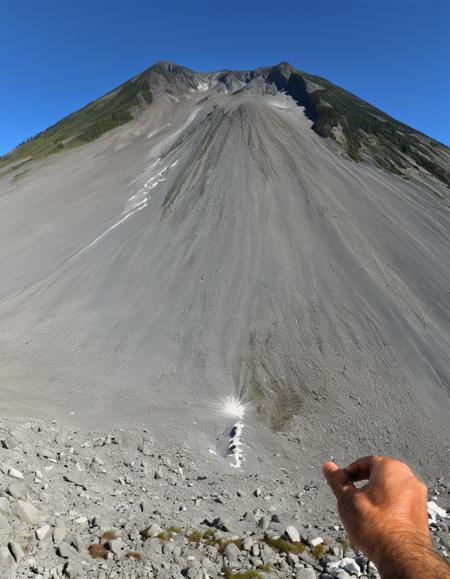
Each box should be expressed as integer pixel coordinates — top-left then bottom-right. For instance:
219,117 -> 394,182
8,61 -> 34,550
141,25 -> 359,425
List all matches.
0,61 -> 449,477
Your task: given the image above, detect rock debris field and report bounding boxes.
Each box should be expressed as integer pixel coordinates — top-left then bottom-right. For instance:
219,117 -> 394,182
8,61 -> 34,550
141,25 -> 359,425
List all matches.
0,418 -> 448,579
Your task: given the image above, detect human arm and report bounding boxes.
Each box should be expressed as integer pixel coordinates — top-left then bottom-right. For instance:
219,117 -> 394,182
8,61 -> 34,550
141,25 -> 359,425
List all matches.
322,456 -> 450,578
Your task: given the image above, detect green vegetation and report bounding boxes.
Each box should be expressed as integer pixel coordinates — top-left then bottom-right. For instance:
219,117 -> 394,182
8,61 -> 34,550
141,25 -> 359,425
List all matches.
126,551 -> 143,560
311,543 -> 328,558
216,537 -> 244,555
270,67 -> 450,187
160,527 -> 245,557
2,60 -> 448,190
0,76 -> 152,168
224,570 -> 264,579
337,537 -> 351,551
186,529 -> 203,543
186,529 -> 243,550
202,529 -> 218,544
155,526 -> 183,541
302,73 -> 450,187
264,535 -> 306,554
166,526 -> 183,534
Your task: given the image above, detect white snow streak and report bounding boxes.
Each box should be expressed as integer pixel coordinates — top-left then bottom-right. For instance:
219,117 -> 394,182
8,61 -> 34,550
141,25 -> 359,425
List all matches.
124,158 -> 179,215
70,211 -> 138,260
213,395 -> 247,468
71,158 -> 179,261
228,421 -> 244,468
428,500 -> 448,523
147,123 -> 170,140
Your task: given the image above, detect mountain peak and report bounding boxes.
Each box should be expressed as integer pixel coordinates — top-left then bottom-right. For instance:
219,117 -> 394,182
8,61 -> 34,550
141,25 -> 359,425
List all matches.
145,60 -> 199,89
151,60 -> 185,72
274,61 -> 295,72
1,60 -> 449,190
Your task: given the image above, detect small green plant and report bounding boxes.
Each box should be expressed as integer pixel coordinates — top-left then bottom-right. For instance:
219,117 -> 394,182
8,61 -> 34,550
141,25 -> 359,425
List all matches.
264,536 -> 305,554
312,543 -> 327,558
127,551 -> 142,559
187,530 -> 203,543
257,561 -> 272,571
166,526 -> 183,534
202,529 -> 217,544
216,538 -> 243,554
337,537 -> 351,551
224,570 -> 263,579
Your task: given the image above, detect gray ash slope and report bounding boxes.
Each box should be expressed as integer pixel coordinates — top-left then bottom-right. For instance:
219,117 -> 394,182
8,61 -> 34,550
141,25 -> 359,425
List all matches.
0,61 -> 449,481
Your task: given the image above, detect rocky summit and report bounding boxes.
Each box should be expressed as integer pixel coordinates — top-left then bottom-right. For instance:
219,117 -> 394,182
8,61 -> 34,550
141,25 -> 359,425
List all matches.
0,60 -> 449,576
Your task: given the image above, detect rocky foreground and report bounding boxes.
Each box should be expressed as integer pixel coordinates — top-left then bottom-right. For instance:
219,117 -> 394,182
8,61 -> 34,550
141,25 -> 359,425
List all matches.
0,418 -> 448,579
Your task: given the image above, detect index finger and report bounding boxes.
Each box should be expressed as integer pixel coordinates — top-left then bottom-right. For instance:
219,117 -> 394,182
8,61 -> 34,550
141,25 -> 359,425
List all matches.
323,461 -> 356,499
344,455 -> 384,482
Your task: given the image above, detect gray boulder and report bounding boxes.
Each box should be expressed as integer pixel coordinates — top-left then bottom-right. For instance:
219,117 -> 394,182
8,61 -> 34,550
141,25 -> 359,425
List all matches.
285,525 -> 301,543
14,500 -> 43,525
296,569 -> 317,579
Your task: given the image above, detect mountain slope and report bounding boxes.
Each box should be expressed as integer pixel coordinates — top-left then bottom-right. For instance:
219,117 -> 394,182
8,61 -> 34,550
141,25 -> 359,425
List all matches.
0,61 -> 449,480
2,61 -> 449,195
0,75 -> 153,168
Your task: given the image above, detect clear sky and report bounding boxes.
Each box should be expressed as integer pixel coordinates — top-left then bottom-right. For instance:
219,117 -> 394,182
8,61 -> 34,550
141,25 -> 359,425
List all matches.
1,0 -> 449,155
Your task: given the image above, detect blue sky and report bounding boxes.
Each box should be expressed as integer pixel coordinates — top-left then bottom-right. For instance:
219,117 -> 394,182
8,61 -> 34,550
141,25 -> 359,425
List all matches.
1,0 -> 449,155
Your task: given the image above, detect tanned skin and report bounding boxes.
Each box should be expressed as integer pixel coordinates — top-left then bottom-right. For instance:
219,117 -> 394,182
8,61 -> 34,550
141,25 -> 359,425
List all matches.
323,456 -> 450,579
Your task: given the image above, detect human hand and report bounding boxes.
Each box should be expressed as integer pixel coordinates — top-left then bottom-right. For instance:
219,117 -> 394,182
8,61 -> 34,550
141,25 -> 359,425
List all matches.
322,456 -> 449,578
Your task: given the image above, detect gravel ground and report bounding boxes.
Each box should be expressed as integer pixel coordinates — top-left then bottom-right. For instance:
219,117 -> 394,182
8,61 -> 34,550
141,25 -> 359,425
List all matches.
0,417 -> 448,578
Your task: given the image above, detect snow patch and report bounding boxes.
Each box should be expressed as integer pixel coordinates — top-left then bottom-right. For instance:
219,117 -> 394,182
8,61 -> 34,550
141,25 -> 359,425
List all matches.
124,163 -> 171,214
228,421 -> 244,469
428,500 -> 448,523
70,211 -> 138,260
266,95 -> 293,109
213,395 -> 247,468
70,158 -> 180,261
197,81 -> 209,92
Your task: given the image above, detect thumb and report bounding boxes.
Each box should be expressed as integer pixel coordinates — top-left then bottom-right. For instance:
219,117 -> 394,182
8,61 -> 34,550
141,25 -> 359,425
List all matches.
323,461 -> 355,499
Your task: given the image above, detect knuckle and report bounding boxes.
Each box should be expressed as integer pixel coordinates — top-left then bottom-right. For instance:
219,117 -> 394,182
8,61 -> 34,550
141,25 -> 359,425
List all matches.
384,456 -> 412,474
373,455 -> 392,467
418,481 -> 428,495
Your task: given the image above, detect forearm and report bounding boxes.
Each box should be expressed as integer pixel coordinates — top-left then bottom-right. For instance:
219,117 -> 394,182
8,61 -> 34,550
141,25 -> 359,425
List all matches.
373,537 -> 450,579
323,458 -> 450,578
